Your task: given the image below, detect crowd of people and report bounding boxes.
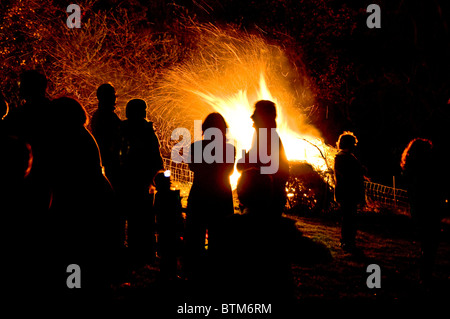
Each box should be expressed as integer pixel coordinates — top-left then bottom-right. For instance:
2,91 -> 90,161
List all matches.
1,71 -> 167,299
334,131 -> 445,286
0,70 -> 306,300
0,69 -> 446,304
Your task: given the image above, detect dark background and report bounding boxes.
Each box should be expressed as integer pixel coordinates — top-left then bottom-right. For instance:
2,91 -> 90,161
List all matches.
160,0 -> 450,187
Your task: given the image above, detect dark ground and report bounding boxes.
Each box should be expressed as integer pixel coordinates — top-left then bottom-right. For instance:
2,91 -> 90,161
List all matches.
104,211 -> 450,316
292,213 -> 450,302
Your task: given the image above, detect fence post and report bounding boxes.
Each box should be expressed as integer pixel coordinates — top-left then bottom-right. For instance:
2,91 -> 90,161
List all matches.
393,175 -> 396,209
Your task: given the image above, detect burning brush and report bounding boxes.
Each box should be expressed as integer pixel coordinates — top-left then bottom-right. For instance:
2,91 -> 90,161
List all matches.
152,24 -> 337,194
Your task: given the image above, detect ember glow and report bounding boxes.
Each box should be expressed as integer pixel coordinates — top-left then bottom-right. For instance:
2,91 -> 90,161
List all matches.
154,25 -> 336,187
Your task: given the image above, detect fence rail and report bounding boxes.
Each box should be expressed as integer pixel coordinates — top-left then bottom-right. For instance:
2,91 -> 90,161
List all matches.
162,157 -> 410,213
162,157 -> 194,185
364,181 -> 410,213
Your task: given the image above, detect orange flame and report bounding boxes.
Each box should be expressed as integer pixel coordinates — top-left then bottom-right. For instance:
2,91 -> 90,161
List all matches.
153,25 -> 336,188
191,73 -> 335,188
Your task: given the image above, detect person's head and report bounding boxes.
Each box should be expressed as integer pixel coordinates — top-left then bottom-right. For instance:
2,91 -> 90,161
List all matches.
202,112 -> 228,136
126,99 -> 147,120
51,97 -> 88,128
153,169 -> 171,191
1,92 -> 8,120
237,168 -> 274,210
251,100 -> 277,129
337,131 -> 358,151
19,70 -> 47,101
400,138 -> 433,171
96,83 -> 116,110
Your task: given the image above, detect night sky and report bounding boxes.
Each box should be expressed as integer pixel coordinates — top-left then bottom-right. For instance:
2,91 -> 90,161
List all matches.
2,0 -> 449,187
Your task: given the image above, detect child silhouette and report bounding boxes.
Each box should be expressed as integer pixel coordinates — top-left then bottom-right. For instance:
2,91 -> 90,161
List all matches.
153,170 -> 183,280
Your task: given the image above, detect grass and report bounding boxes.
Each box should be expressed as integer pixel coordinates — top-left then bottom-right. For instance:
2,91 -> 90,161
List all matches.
291,212 -> 450,303
108,210 -> 450,314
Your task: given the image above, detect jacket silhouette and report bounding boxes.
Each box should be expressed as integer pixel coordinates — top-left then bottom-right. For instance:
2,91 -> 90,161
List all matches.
401,137 -> 442,285
334,132 -> 364,252
237,100 -> 289,216
4,70 -> 53,210
120,98 -> 164,194
119,98 -> 163,266
185,112 -> 235,280
91,83 -> 121,188
153,170 -> 183,279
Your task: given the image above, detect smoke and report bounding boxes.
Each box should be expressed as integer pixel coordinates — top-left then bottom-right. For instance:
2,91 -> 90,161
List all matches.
150,23 -> 323,156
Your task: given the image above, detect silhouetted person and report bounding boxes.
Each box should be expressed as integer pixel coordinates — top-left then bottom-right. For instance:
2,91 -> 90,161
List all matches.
185,112 -> 235,280
153,170 -> 183,280
5,70 -> 53,210
0,91 -> 32,216
334,131 -> 365,254
236,100 -> 289,218
49,97 -> 113,212
1,91 -> 9,121
7,70 -> 52,140
236,167 -> 274,220
91,83 -> 121,189
210,168 -> 277,302
212,167 -> 331,311
4,74 -> 54,298
1,92 -> 35,300
401,138 -> 442,286
48,97 -> 116,296
121,99 -> 164,187
119,98 -> 163,265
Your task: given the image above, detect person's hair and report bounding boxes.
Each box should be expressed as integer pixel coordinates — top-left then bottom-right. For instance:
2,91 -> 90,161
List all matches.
51,97 -> 88,127
400,138 -> 433,171
237,168 -> 273,209
202,112 -> 228,135
96,83 -> 116,107
252,100 -> 277,128
126,99 -> 147,120
337,131 -> 358,150
153,169 -> 171,191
